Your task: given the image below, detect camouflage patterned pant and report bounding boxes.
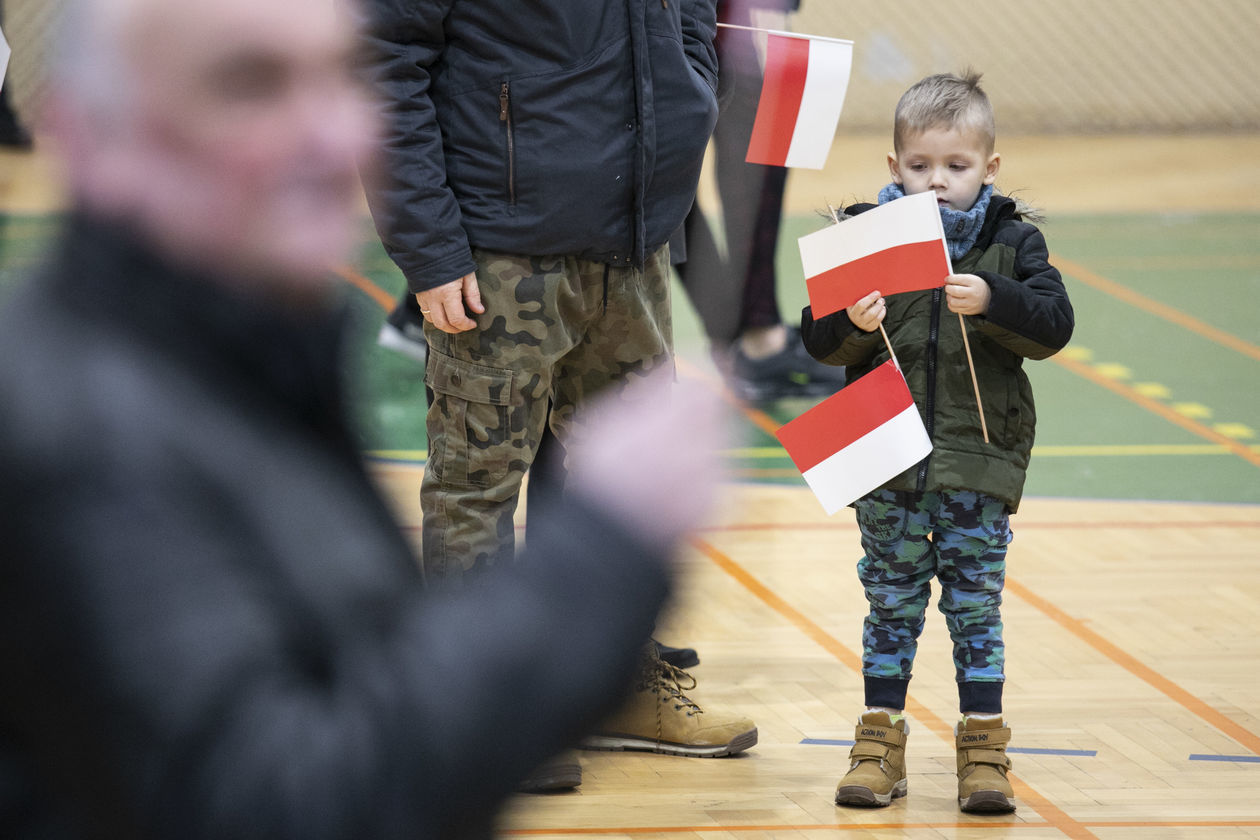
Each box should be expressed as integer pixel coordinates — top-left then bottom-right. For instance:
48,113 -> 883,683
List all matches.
854,488 -> 1012,692
420,246 -> 673,585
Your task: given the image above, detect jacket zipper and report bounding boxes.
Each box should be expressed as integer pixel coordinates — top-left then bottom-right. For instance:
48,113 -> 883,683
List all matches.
499,81 -> 516,206
917,289 -> 942,491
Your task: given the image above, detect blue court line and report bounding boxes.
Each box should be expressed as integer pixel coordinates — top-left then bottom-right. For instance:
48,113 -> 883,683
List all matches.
1189,754 -> 1260,763
799,739 -> 1096,757
1008,747 -> 1097,757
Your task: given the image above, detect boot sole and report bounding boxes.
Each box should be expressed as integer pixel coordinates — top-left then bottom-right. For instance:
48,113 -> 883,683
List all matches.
959,790 -> 1016,814
581,727 -> 757,757
515,762 -> 582,794
835,778 -> 907,807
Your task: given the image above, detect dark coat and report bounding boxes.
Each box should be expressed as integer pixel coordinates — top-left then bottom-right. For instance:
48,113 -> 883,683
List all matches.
363,0 -> 720,292
800,195 -> 1075,511
0,215 -> 670,839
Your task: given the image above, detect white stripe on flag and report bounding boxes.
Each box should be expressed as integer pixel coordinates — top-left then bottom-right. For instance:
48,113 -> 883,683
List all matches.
0,27 -> 10,89
784,37 -> 851,170
800,404 -> 932,515
799,190 -> 945,278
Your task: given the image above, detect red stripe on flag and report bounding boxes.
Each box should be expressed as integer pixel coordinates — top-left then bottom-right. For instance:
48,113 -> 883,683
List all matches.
745,34 -> 810,167
775,361 -> 916,473
806,239 -> 950,318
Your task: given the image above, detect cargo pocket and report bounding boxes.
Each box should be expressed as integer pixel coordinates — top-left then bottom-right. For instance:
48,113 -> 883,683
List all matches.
425,351 -> 515,489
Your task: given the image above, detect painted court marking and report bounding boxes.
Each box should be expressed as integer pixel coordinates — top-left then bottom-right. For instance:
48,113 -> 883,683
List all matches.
802,739 -> 1098,757
692,538 -> 1101,840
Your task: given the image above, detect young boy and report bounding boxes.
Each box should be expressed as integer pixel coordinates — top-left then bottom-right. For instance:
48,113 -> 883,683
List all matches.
799,71 -> 1074,813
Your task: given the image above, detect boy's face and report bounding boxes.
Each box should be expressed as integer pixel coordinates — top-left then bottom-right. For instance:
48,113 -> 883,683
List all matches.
888,126 -> 1000,212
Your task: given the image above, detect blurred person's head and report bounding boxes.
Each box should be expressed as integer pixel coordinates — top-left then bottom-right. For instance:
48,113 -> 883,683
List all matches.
888,71 -> 1000,213
45,0 -> 377,299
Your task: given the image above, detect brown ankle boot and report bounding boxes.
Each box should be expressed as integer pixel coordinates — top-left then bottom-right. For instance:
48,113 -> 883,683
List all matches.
582,648 -> 757,757
834,711 -> 908,807
956,716 -> 1016,813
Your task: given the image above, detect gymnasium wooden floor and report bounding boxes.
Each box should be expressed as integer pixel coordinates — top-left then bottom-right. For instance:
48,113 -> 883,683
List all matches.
3,134 -> 1259,838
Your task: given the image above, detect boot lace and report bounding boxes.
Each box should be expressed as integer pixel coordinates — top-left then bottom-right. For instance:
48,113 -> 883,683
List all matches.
654,660 -> 703,716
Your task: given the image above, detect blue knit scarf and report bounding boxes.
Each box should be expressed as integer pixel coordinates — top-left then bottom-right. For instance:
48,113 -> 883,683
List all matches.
877,182 -> 994,261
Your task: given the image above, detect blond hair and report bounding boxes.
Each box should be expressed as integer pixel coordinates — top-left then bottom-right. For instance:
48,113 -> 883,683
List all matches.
893,70 -> 995,154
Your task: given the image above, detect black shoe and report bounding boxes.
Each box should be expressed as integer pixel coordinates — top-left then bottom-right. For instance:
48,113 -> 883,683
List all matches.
730,326 -> 845,402
654,640 -> 700,670
377,294 -> 427,363
0,118 -> 32,149
515,752 -> 582,793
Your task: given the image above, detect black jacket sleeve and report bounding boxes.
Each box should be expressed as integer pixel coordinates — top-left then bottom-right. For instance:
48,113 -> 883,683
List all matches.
799,304 -> 884,368
362,0 -> 478,293
974,223 -> 1075,360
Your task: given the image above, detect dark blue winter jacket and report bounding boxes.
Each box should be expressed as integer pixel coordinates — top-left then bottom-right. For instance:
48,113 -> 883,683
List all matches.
364,0 -> 720,292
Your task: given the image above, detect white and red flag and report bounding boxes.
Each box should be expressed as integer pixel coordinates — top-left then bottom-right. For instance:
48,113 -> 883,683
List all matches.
798,190 -> 953,319
775,361 -> 932,515
0,26 -> 9,88
745,31 -> 852,170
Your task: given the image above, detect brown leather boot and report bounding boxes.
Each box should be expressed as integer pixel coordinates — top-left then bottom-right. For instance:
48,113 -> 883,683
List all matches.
956,716 -> 1016,813
834,711 -> 908,807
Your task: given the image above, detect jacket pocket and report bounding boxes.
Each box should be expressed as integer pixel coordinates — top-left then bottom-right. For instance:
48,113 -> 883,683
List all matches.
425,351 -> 515,488
499,81 -> 517,208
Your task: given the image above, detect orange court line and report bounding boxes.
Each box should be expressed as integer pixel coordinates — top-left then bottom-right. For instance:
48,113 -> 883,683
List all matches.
1049,352 -> 1260,469
1054,254 -> 1260,363
690,537 -> 1101,840
696,531 -> 1260,757
675,356 -> 784,439
505,820 -> 1260,836
506,823 -> 1042,835
335,265 -> 395,312
1005,576 -> 1260,756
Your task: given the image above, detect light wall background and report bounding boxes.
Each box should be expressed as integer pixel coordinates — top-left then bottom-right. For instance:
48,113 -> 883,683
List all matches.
790,0 -> 1260,133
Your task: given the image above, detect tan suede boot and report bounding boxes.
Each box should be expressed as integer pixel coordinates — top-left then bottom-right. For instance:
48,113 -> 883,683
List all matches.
834,711 -> 908,807
955,716 -> 1016,813
582,650 -> 757,757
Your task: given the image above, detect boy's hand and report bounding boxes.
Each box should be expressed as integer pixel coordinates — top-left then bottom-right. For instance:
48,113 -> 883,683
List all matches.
846,290 -> 886,332
945,273 -> 991,316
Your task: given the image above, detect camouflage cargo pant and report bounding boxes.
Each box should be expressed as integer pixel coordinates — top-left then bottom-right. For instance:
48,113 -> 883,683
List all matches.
854,488 -> 1012,699
420,246 -> 673,585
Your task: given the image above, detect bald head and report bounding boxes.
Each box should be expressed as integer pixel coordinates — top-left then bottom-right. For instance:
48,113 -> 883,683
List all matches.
49,0 -> 377,296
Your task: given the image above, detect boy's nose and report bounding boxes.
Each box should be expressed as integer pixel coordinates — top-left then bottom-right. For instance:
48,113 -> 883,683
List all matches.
929,167 -> 948,188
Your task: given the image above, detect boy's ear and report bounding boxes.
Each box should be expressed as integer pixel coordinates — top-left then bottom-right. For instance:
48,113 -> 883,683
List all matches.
887,151 -> 902,184
983,152 -> 1001,185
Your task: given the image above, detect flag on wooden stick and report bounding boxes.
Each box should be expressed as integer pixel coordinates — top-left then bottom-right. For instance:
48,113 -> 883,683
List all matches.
775,361 -> 932,515
0,27 -> 10,88
798,190 -> 952,318
745,31 -> 852,170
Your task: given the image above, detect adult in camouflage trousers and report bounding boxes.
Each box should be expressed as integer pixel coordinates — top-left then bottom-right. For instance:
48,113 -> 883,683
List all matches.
361,0 -> 757,787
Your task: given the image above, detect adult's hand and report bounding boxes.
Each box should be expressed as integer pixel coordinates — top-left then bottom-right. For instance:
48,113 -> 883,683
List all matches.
565,371 -> 730,553
416,272 -> 485,333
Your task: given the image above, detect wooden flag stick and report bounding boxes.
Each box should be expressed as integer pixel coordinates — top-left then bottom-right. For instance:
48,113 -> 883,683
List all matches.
878,323 -> 901,374
957,312 -> 989,443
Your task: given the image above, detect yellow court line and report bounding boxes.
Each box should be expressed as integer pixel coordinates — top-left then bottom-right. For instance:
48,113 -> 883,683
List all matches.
724,444 -> 1260,459
1054,254 -> 1260,362
1051,353 -> 1260,469
338,265 -> 1259,472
